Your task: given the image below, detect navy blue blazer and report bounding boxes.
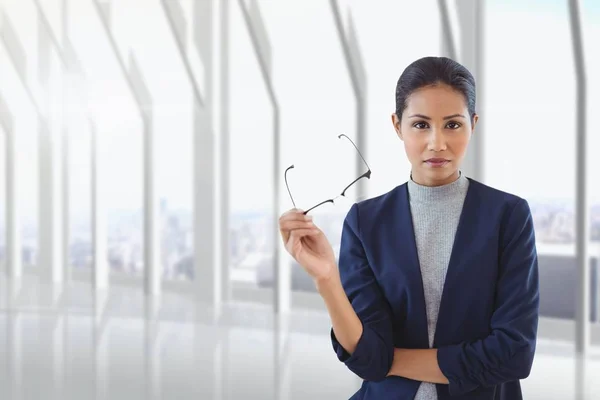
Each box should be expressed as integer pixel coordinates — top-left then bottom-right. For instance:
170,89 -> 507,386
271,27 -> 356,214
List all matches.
331,177 -> 539,399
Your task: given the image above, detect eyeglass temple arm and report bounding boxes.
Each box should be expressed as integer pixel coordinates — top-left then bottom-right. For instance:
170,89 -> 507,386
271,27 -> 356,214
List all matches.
303,199 -> 335,215
289,134 -> 370,214
284,165 -> 297,209
338,134 -> 371,171
340,170 -> 371,197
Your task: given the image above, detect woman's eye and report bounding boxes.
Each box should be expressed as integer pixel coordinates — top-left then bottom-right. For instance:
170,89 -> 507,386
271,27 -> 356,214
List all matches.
413,122 -> 429,129
446,122 -> 461,129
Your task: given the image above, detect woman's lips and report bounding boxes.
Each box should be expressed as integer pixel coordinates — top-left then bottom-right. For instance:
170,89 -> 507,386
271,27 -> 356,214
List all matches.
425,159 -> 450,167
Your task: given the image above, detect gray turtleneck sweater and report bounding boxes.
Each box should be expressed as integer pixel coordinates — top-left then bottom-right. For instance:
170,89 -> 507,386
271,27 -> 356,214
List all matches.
407,171 -> 470,400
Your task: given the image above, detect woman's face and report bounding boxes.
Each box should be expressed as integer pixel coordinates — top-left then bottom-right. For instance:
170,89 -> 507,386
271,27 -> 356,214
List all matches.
391,84 -> 478,187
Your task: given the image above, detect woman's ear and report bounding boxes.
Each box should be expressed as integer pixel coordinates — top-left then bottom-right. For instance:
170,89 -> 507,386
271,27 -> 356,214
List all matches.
391,113 -> 403,140
471,114 -> 479,135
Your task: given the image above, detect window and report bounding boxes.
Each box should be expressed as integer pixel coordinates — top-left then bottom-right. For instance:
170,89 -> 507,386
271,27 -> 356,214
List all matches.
582,2 -> 600,245
67,0 -> 144,277
18,120 -> 39,270
485,0 -> 598,321
583,0 -> 600,324
67,114 -> 92,271
0,127 -> 5,270
1,1 -> 39,270
486,1 -> 575,245
144,1 -> 196,282
98,0 -> 197,282
104,115 -> 144,277
228,1 -> 275,289
156,102 -> 194,282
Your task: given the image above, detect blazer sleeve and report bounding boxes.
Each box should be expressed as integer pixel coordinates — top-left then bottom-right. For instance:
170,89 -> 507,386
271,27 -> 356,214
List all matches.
330,203 -> 395,382
437,198 -> 540,396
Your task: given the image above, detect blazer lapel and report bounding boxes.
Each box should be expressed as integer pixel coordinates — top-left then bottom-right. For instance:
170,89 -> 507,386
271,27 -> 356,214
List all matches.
433,178 -> 478,347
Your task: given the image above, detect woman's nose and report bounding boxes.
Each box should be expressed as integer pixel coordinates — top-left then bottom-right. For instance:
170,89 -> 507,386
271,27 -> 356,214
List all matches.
427,130 -> 447,151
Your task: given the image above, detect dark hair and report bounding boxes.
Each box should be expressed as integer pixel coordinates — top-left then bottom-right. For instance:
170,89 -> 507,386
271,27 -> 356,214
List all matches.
395,56 -> 476,122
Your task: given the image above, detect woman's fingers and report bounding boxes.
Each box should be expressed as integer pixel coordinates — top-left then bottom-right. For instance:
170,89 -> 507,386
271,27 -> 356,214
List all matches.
280,209 -> 311,223
280,221 -> 316,245
287,228 -> 320,249
289,228 -> 320,240
280,220 -> 315,231
279,209 -> 313,244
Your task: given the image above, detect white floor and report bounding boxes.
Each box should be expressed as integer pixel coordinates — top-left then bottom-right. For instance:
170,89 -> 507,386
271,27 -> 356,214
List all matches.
1,276 -> 599,400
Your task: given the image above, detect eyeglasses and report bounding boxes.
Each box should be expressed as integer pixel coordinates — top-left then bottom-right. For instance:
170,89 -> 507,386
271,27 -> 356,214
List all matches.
284,134 -> 371,215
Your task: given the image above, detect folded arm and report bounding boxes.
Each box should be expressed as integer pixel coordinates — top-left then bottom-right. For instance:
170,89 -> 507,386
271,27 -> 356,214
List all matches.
328,203 -> 394,382
387,198 -> 540,396
387,348 -> 449,384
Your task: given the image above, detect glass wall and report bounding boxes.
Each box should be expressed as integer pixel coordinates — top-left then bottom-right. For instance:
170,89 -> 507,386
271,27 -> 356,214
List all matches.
156,103 -> 195,282
108,0 -> 197,282
228,1 -> 275,290
67,115 -> 92,271
0,127 -> 5,270
68,0 -> 144,278
104,115 -> 144,277
485,0 -> 599,322
2,2 -> 39,270
151,4 -> 195,283
583,0 -> 600,323
0,0 -> 596,327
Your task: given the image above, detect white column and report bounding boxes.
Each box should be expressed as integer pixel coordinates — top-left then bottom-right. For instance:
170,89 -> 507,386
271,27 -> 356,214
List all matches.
161,0 -> 219,304
448,0 -> 484,181
6,125 -> 21,279
39,120 -> 64,283
0,92 -> 21,279
143,112 -> 160,295
274,315 -> 291,400
46,315 -> 66,398
37,15 -> 65,283
144,297 -> 162,400
0,15 -> 25,280
93,290 -> 109,400
192,0 -> 219,307
62,0 -> 70,286
194,319 -> 223,399
438,0 -> 458,61
238,0 -> 284,313
218,0 -> 232,304
62,110 -> 70,282
6,278 -> 22,398
7,310 -> 23,399
91,120 -> 108,289
127,53 -> 160,296
568,0 -> 590,355
62,38 -> 71,284
194,102 -> 218,305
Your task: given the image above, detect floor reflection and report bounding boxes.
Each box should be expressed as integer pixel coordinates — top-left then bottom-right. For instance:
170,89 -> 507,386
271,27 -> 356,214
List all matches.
1,276 -> 599,399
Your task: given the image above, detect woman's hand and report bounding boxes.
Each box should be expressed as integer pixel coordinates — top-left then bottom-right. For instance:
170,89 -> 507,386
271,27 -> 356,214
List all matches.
279,209 -> 338,284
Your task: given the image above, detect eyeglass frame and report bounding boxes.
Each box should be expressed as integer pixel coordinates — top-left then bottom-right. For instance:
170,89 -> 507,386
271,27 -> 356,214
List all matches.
284,134 -> 371,215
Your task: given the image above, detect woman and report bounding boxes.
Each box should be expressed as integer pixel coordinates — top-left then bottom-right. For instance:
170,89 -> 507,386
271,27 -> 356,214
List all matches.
278,56 -> 539,400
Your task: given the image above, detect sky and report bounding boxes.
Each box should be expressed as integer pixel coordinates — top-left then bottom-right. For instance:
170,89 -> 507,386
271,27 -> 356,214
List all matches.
0,0 -> 598,224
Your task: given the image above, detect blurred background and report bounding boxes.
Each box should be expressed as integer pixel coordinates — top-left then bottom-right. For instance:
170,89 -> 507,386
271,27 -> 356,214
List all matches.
0,0 -> 599,399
